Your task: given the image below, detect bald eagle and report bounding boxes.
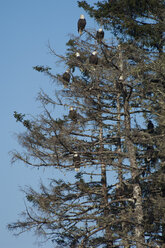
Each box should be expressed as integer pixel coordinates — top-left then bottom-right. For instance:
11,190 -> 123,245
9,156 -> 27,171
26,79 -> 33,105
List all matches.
73,153 -> 80,171
76,52 -> 82,62
69,107 -> 77,122
78,15 -> 86,35
62,69 -> 70,83
146,145 -> 154,162
89,51 -> 98,65
147,120 -> 154,134
96,29 -> 104,43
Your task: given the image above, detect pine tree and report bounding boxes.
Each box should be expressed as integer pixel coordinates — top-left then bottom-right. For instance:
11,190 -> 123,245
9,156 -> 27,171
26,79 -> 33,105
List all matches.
78,1 -> 165,246
8,3 -> 165,248
77,0 -> 165,53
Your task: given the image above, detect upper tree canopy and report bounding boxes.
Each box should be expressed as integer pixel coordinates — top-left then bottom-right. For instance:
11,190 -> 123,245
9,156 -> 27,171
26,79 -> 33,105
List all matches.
78,0 -> 165,51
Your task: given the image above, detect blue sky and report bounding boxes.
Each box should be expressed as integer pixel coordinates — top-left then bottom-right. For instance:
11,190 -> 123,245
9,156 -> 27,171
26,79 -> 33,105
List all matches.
1,1 -> 99,247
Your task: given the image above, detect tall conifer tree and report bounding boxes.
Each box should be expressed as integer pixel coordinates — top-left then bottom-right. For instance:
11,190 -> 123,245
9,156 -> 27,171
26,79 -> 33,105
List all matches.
8,1 -> 165,247
78,0 -> 165,246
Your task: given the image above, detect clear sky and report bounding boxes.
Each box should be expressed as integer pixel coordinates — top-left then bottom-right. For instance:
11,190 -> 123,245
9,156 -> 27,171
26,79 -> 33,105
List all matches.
0,1 -> 98,248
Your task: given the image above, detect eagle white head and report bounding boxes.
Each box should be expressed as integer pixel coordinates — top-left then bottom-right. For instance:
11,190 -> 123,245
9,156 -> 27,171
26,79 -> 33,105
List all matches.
70,106 -> 74,111
76,52 -> 80,57
80,14 -> 85,19
65,69 -> 70,73
98,28 -> 103,32
92,51 -> 97,55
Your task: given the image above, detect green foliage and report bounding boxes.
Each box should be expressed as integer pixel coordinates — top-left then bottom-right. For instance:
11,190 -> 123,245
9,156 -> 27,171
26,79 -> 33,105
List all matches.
26,194 -> 35,202
78,0 -> 164,51
13,111 -> 32,130
33,65 -> 51,72
14,111 -> 25,122
66,39 -> 77,51
23,120 -> 32,130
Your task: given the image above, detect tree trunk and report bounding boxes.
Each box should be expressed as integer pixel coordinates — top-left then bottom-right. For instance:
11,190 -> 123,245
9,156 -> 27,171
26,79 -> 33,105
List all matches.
116,71 -> 130,247
98,94 -> 113,247
119,46 -> 145,247
124,96 -> 144,248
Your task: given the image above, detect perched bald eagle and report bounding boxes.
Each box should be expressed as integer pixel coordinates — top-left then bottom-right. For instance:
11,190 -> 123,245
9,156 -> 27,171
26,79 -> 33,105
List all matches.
96,29 -> 104,43
147,120 -> 154,134
89,51 -> 98,65
69,107 -> 77,122
75,52 -> 82,62
73,153 -> 80,171
62,69 -> 70,83
146,145 -> 154,162
78,15 -> 86,35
